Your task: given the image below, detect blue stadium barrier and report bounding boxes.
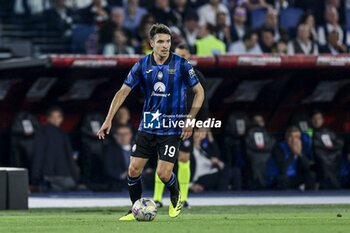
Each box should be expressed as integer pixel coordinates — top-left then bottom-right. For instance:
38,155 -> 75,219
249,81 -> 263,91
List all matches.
251,8 -> 267,29
72,24 -> 97,54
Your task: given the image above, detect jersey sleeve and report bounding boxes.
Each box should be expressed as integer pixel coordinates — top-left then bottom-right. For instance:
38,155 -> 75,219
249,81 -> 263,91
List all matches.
124,60 -> 142,89
182,59 -> 199,89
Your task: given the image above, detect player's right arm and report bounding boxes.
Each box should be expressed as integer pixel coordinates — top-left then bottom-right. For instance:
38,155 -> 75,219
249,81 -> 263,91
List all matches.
97,60 -> 142,139
97,84 -> 131,139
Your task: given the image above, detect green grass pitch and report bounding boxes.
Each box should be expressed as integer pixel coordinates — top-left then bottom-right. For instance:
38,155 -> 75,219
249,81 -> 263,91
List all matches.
1,205 -> 350,233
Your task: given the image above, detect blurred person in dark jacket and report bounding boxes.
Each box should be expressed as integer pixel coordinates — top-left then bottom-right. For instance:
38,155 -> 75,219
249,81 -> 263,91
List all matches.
259,26 -> 276,53
311,110 -> 344,189
259,8 -> 289,43
319,30 -> 348,54
102,27 -> 135,55
273,126 -> 316,191
190,130 -> 231,193
78,0 -> 109,26
149,0 -> 177,26
104,124 -> 133,191
31,106 -> 79,192
230,7 -> 249,43
43,0 -> 75,39
287,24 -> 319,55
214,12 -> 232,45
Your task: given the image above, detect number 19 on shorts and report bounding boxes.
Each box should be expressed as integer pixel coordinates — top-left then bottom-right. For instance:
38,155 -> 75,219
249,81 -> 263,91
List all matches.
164,145 -> 176,157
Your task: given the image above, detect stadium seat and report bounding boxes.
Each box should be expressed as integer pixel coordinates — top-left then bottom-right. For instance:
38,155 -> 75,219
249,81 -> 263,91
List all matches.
313,127 -> 344,189
79,113 -> 109,191
290,113 -> 312,133
279,7 -> 304,30
72,24 -> 97,54
346,9 -> 350,29
265,156 -> 280,188
245,126 -> 276,189
222,111 -> 251,190
251,8 -> 267,29
9,112 -> 42,171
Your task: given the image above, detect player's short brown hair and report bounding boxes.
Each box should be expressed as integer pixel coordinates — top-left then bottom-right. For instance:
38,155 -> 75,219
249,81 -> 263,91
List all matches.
149,23 -> 171,39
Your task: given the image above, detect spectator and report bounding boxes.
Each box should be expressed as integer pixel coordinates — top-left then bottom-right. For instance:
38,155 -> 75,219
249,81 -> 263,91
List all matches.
104,124 -> 133,191
325,0 -> 345,25
108,0 -> 123,6
266,0 -> 290,13
135,13 -> 155,54
318,6 -> 348,47
259,26 -> 276,53
195,23 -> 226,55
197,0 -> 231,26
122,0 -> 147,34
311,110 -> 324,131
319,30 -> 348,54
103,27 -> 135,55
86,7 -> 129,54
287,24 -> 319,55
298,13 -> 318,43
43,0 -> 75,39
276,39 -> 288,54
273,126 -> 316,191
260,9 -> 289,42
149,0 -> 177,26
112,106 -> 137,136
78,0 -> 110,26
214,12 -> 232,44
190,130 -> 231,192
31,106 -> 79,192
171,0 -> 194,28
228,30 -> 262,54
252,114 -> 265,127
311,110 -> 344,189
240,0 -> 272,10
230,7 -> 249,43
14,0 -> 51,16
245,114 -> 275,189
66,0 -> 91,9
180,13 -> 200,54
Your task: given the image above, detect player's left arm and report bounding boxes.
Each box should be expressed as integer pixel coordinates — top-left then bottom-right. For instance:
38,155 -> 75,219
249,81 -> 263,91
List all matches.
181,82 -> 204,140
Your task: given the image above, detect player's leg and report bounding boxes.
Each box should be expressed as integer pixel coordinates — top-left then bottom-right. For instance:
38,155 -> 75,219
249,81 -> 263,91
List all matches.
157,160 -> 182,217
157,135 -> 182,218
177,137 -> 193,208
153,167 -> 165,207
178,150 -> 191,207
120,131 -> 155,221
120,156 -> 149,220
127,156 -> 149,204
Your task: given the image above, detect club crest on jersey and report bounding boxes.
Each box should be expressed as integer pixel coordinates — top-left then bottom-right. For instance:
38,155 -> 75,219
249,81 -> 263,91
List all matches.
168,69 -> 176,74
157,70 -> 163,80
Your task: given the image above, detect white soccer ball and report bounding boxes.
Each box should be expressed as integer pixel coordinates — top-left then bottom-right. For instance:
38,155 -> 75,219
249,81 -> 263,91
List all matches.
132,198 -> 158,221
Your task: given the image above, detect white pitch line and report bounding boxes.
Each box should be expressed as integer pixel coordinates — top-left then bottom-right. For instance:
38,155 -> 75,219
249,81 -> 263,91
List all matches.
29,196 -> 350,208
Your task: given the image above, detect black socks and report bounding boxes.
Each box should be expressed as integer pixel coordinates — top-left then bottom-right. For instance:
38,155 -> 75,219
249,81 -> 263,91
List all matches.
127,175 -> 142,205
165,172 -> 180,207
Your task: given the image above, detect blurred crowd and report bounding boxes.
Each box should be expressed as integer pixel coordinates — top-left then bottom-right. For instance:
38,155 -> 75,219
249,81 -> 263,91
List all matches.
3,106 -> 350,193
1,0 -> 350,55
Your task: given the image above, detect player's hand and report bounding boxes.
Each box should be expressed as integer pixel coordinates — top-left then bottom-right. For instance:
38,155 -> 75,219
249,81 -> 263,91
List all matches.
97,120 -> 112,140
181,124 -> 193,141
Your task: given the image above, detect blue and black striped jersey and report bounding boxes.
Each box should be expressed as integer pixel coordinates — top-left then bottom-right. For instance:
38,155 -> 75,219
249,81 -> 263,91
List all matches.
124,52 -> 200,135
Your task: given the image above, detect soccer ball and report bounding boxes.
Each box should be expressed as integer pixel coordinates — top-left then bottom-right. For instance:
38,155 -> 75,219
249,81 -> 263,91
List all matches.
132,198 -> 158,221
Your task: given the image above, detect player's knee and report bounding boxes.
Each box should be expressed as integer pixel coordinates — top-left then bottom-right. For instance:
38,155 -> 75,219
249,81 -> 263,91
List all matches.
157,170 -> 172,183
128,164 -> 142,177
